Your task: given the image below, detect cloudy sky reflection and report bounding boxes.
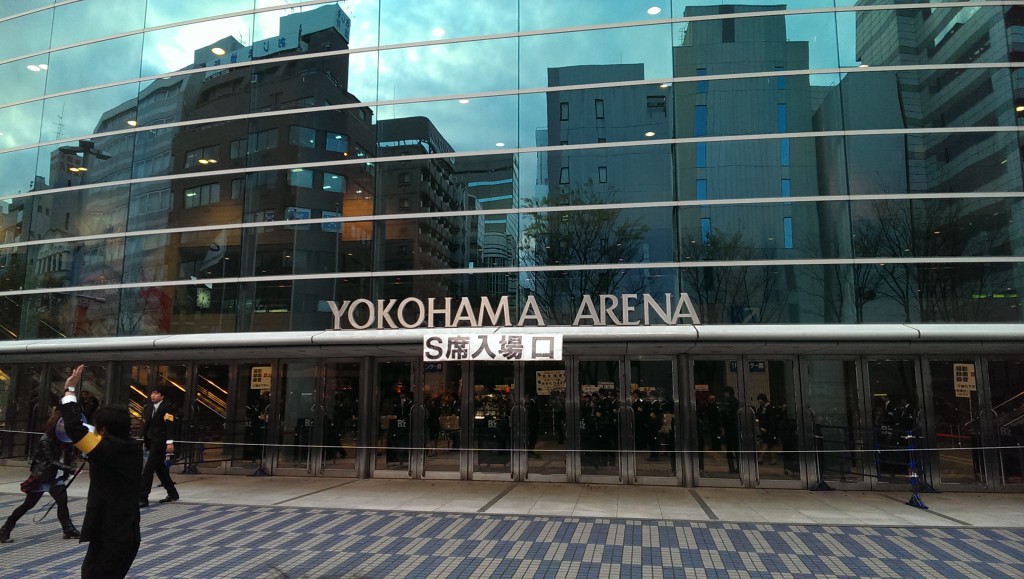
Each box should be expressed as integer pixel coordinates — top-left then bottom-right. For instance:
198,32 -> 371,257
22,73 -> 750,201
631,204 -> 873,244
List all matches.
0,0 -> 865,199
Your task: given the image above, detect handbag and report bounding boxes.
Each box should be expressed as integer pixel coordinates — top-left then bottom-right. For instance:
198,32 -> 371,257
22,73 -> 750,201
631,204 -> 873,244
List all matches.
19,476 -> 38,493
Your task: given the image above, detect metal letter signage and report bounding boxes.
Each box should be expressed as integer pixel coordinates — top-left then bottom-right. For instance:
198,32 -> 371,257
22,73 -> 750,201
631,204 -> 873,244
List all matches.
329,293 -> 700,330
423,334 -> 563,362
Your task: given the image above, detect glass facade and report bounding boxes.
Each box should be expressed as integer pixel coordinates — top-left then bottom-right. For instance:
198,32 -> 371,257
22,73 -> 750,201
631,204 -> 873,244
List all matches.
1,1 -> 1024,490
0,1 -> 1022,336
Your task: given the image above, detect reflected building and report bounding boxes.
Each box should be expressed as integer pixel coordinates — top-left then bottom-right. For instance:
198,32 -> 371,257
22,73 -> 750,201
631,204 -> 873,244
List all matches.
374,116 -> 464,302
456,154 -> 520,309
851,2 -> 1024,322
535,64 -> 674,323
673,4 -> 821,324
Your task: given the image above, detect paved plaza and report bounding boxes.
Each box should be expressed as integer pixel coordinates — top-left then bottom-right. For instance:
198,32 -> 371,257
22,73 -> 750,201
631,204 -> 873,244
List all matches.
1,468 -> 1023,578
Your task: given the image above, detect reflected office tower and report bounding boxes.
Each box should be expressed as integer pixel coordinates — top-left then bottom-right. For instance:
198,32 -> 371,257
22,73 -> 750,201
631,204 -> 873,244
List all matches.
74,4 -> 377,335
533,64 -> 674,323
812,71 -> 908,323
673,5 -> 821,324
850,2 -> 1024,322
456,154 -> 520,310
374,116 -> 465,303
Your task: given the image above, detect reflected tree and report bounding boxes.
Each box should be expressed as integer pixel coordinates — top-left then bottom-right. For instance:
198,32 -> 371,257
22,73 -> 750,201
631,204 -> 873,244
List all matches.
680,228 -> 785,324
520,182 -> 650,323
853,198 -> 1015,322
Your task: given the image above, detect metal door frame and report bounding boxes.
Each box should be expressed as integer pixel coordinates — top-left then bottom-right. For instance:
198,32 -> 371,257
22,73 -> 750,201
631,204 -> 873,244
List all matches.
690,355 -> 804,489
800,355 -> 871,491
370,358 -> 424,479
272,359 -> 327,477
862,356 -> 925,491
920,356 -> 990,491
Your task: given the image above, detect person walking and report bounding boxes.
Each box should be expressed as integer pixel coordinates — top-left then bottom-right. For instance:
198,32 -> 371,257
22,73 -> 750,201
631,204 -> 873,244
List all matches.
60,364 -> 144,579
139,387 -> 179,506
0,409 -> 80,543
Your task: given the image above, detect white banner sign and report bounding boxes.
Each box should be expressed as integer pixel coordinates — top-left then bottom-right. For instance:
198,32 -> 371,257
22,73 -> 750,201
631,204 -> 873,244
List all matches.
536,370 -> 566,395
424,334 -> 562,362
250,366 -> 272,392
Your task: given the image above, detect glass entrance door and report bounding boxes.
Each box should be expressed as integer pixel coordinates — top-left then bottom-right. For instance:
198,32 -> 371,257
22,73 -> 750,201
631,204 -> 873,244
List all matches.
804,359 -> 867,487
374,360 -> 417,478
275,360 -> 324,475
423,362 -> 462,478
924,359 -> 985,487
190,363 -> 230,474
693,358 -> 803,488
867,359 -> 923,488
630,359 -> 678,483
228,361 -> 274,474
471,362 -> 515,479
987,360 -> 1024,486
578,359 -> 624,482
522,360 -> 569,481
323,361 -> 360,476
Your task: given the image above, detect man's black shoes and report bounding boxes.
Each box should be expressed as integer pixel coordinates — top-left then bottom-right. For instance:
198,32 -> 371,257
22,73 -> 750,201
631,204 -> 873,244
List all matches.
158,496 -> 179,504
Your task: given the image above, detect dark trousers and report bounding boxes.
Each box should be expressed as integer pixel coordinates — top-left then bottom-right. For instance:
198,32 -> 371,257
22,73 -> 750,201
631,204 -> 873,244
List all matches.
82,531 -> 140,579
3,485 -> 74,533
141,441 -> 177,500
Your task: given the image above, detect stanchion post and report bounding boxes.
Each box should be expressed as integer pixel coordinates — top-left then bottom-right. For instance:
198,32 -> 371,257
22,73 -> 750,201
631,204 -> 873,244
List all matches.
251,423 -> 269,477
905,430 -> 928,509
811,421 -> 833,491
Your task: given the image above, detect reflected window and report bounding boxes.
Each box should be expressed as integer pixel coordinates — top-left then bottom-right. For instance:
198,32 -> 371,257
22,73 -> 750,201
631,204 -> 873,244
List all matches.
781,179 -> 791,205
288,169 -> 314,189
248,171 -> 280,190
784,217 -> 793,249
249,129 -> 279,153
230,138 -> 247,159
697,68 -> 708,94
327,132 -> 349,153
559,167 -> 569,184
595,99 -> 605,119
775,65 -> 785,89
184,145 -> 220,168
777,104 -> 787,132
560,102 -> 569,121
129,188 -> 171,217
696,143 -> 706,168
697,179 -> 707,201
694,106 -> 707,137
780,138 -> 790,166
701,218 -> 712,245
184,183 -> 221,209
323,172 -> 346,192
647,95 -> 666,111
289,126 -> 317,148
723,14 -> 735,43
231,178 -> 244,200
598,166 -> 607,183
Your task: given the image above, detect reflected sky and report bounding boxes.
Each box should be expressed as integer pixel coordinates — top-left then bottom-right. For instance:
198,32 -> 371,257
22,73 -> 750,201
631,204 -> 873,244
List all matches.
0,0 -> 1009,204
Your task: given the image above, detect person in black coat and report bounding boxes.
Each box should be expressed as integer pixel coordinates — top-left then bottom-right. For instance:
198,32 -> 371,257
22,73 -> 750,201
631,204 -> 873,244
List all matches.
61,364 -> 143,579
0,409 -> 79,543
139,387 -> 179,506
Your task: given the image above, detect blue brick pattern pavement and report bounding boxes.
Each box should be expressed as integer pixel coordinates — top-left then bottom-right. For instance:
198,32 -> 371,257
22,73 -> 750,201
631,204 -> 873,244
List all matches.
1,494 -> 1022,578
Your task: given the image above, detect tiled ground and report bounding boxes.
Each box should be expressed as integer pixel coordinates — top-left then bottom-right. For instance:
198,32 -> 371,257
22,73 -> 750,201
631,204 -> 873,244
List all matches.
1,494 -> 1022,578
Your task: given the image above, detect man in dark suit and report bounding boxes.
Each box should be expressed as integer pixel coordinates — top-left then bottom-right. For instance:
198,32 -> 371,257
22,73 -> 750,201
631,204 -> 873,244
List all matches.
61,364 -> 143,579
139,387 -> 179,506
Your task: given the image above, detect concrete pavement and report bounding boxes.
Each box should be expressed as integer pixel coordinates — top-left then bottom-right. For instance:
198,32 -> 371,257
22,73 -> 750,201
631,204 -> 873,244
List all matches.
1,466 -> 1022,577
